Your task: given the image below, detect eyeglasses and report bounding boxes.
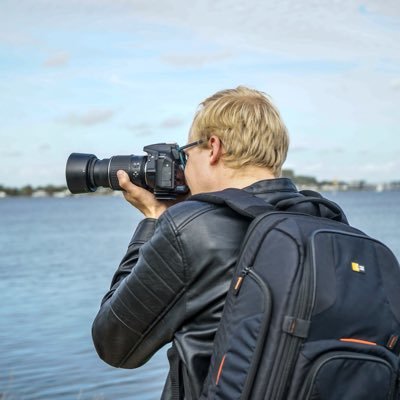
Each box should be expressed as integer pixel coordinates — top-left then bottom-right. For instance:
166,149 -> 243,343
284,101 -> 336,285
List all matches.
178,140 -> 204,169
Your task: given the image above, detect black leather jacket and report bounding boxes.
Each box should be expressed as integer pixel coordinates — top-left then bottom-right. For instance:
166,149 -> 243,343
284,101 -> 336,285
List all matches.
92,178 -> 335,399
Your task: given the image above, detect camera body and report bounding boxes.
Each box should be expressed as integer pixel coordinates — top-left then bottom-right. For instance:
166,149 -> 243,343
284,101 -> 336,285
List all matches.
66,143 -> 188,200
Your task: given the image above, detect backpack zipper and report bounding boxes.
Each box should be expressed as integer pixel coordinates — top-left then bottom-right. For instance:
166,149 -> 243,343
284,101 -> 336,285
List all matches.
267,242 -> 315,400
241,269 -> 272,399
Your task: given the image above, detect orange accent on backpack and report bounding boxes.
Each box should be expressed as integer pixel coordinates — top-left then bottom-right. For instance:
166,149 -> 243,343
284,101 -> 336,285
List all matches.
340,338 -> 377,346
216,355 -> 226,385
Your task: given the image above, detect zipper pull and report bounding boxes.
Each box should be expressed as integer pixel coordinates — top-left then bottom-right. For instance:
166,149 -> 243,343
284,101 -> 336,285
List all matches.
234,266 -> 251,296
386,334 -> 400,355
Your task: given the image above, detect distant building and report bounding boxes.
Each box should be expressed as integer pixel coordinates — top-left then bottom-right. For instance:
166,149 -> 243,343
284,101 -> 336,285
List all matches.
53,190 -> 70,198
32,190 -> 48,197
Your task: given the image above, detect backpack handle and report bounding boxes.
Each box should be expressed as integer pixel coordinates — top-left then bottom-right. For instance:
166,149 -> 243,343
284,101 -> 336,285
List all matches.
275,196 -> 347,223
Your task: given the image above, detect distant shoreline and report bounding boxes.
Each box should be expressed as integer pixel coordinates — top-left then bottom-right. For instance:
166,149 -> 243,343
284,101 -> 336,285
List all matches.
1,177 -> 400,198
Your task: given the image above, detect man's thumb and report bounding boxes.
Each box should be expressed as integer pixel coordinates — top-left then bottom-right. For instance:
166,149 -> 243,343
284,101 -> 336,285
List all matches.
117,170 -> 129,189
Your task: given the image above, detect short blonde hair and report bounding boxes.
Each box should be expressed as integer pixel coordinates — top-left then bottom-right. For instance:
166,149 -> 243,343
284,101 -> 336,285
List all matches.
190,86 -> 289,176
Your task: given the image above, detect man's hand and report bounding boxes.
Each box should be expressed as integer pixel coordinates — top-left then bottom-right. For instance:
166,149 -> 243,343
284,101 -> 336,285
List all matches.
117,170 -> 168,219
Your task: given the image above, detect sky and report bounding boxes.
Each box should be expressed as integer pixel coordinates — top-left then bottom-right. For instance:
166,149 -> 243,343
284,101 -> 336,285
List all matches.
1,0 -> 399,187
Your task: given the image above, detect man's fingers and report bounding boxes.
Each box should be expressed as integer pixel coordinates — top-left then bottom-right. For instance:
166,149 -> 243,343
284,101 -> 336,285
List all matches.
116,169 -> 169,218
117,169 -> 148,202
117,170 -> 133,191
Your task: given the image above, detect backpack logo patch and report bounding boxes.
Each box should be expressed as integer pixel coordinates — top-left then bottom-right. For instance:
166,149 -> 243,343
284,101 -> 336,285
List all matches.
351,262 -> 366,273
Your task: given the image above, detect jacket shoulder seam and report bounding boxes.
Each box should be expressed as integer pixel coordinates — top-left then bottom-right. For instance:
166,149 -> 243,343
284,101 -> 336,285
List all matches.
163,212 -> 189,323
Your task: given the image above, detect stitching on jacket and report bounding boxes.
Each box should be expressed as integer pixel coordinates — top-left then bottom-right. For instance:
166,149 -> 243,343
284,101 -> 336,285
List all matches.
118,287 -> 186,367
118,215 -> 188,367
128,268 -> 166,307
109,305 -> 142,336
111,290 -> 150,327
142,251 -> 183,293
142,216 -> 185,284
122,280 -> 157,317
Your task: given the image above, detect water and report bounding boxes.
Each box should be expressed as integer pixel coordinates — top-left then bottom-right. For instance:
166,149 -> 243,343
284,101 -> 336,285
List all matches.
1,191 -> 399,399
0,196 -> 168,400
323,190 -> 400,257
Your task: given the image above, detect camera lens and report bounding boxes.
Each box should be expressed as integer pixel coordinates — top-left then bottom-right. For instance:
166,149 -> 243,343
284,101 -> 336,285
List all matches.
65,153 -> 147,194
65,153 -> 98,193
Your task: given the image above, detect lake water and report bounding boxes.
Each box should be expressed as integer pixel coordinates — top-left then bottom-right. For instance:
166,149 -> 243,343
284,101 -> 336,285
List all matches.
1,191 -> 400,400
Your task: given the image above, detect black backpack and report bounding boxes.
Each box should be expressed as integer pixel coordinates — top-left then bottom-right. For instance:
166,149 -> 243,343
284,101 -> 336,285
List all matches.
191,188 -> 400,400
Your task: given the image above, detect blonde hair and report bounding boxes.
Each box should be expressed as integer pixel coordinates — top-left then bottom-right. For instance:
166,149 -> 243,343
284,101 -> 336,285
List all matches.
190,86 -> 289,176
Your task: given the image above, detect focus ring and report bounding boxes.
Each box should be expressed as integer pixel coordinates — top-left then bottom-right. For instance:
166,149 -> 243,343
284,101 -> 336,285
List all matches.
108,156 -> 132,189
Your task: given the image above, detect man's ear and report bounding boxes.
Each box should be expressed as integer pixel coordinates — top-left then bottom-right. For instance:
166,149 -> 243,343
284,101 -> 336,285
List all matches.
208,136 -> 223,165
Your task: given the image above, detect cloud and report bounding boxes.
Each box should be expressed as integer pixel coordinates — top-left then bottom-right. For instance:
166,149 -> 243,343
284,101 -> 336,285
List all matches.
292,162 -> 324,174
2,0 -> 400,185
358,160 -> 399,173
1,150 -> 23,157
58,109 -> 115,126
161,51 -> 232,67
124,118 -> 185,135
290,145 -> 309,153
3,0 -> 400,66
44,52 -> 70,67
290,143 -> 345,154
109,74 -> 136,88
0,31 -> 39,47
125,123 -> 153,136
160,117 -> 185,129
324,147 -> 345,154
391,78 -> 400,90
117,0 -> 400,63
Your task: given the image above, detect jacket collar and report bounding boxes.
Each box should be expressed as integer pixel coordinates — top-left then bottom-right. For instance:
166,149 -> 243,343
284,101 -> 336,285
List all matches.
243,178 -> 298,194
241,178 -> 301,208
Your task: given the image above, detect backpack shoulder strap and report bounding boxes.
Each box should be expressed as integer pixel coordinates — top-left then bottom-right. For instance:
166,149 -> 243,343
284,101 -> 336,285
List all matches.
190,187 -> 349,224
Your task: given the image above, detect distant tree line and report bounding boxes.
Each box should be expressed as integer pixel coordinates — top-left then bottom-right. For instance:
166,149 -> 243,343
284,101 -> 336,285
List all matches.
0,184 -> 68,196
282,169 -> 400,191
1,172 -> 400,196
281,169 -> 319,186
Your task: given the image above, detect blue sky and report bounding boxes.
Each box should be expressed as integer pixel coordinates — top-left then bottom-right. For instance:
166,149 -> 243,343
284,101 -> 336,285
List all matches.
1,0 -> 399,187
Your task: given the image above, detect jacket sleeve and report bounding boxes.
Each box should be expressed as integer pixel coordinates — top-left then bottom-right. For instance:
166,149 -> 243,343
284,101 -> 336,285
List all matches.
92,212 -> 187,369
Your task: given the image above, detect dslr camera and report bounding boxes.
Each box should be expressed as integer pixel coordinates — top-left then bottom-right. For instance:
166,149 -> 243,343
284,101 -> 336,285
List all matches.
66,143 -> 188,200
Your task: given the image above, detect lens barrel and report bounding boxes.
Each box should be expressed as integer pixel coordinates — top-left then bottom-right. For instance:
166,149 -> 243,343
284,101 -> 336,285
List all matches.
65,153 -> 146,194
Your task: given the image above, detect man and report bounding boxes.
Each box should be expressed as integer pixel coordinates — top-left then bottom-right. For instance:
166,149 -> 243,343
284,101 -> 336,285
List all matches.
92,86 -> 297,399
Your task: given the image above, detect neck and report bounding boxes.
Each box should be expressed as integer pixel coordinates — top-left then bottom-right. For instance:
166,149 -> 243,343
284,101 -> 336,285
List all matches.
213,165 -> 277,191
